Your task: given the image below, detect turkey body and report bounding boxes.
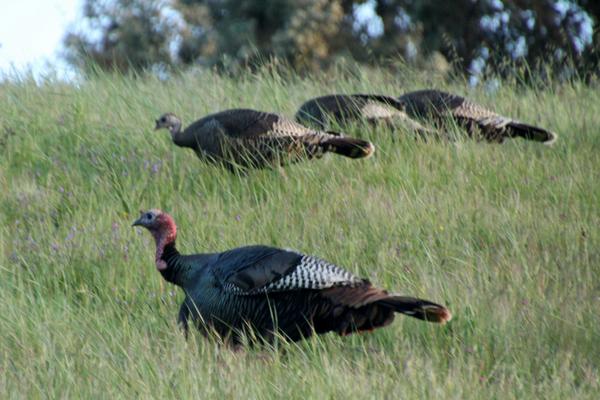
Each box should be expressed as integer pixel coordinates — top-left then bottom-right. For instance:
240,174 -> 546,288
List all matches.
161,243 -> 450,345
399,89 -> 557,144
296,91 -> 557,144
295,94 -> 435,137
133,209 -> 451,346
169,108 -> 374,170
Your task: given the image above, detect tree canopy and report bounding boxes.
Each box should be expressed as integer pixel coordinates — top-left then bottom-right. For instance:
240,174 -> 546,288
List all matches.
64,0 -> 600,79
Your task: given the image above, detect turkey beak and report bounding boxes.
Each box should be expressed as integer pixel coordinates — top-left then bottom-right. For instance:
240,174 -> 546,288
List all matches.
132,217 -> 143,227
154,120 -> 160,130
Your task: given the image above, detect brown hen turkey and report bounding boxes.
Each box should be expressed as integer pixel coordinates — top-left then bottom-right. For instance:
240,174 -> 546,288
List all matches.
398,89 -> 557,144
154,109 -> 374,170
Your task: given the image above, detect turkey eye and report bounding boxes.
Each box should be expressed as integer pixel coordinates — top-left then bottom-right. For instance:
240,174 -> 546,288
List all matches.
160,117 -> 166,123
145,213 -> 153,220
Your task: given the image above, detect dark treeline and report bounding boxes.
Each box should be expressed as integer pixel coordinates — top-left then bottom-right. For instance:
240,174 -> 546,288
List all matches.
63,0 -> 600,81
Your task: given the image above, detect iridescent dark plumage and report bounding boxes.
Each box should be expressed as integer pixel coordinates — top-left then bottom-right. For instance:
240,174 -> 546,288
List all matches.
154,109 -> 374,170
133,210 -> 452,345
398,89 -> 558,144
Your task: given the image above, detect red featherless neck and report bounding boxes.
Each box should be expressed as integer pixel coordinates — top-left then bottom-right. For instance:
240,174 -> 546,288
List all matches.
152,212 -> 177,270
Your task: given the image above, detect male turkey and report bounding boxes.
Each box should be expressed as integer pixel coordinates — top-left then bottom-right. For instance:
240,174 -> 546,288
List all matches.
132,209 -> 451,345
154,109 -> 374,170
295,94 -> 437,138
398,89 -> 558,144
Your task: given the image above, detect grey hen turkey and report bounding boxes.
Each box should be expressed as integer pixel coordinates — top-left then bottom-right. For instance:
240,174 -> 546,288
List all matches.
398,89 -> 557,144
295,94 -> 437,138
132,209 -> 451,345
154,109 -> 374,170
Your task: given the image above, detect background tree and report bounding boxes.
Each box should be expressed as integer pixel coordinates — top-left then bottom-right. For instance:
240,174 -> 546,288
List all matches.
175,0 -> 354,70
64,0 -> 174,73
378,0 -> 594,79
576,0 -> 600,77
63,0 -> 599,80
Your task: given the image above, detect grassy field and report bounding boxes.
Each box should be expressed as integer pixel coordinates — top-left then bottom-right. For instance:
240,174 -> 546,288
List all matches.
1,65 -> 599,398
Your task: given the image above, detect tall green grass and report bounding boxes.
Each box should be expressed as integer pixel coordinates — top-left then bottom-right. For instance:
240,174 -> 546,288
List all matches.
1,65 -> 599,398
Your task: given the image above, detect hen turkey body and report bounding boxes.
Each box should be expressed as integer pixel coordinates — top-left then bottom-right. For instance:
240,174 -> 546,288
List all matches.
154,109 -> 374,170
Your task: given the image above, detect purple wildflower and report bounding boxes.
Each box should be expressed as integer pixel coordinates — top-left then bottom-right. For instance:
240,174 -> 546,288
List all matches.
66,227 -> 77,241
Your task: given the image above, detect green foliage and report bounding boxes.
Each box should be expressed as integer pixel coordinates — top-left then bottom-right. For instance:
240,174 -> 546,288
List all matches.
391,0 -> 598,75
1,65 -> 600,397
63,0 -> 600,78
64,0 -> 174,73
175,0 -> 352,71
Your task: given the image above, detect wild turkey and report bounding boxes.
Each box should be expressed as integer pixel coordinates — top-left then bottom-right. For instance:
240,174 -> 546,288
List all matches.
132,209 -> 452,345
154,109 -> 374,170
295,94 -> 438,138
398,89 -> 558,144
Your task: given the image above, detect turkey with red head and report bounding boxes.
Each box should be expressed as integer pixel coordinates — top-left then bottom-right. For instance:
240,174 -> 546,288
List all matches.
132,209 -> 452,346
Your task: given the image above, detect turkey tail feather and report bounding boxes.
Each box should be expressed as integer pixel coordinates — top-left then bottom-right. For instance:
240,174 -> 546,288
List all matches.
322,137 -> 375,158
508,122 -> 557,145
377,296 -> 452,323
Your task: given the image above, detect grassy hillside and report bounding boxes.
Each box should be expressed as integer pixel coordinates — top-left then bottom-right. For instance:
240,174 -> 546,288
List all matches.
1,66 -> 599,398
